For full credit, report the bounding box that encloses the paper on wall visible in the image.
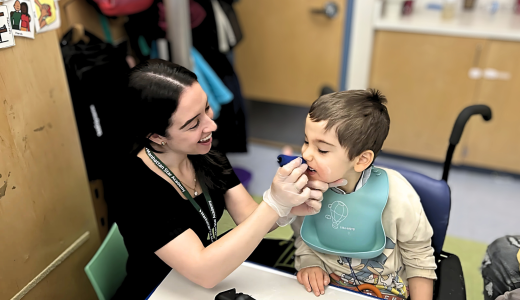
[0,5,16,48]
[33,0,59,33]
[4,0,36,39]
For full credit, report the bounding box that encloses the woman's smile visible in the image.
[198,132,213,145]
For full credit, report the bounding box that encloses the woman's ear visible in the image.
[354,150,375,173]
[148,133,165,145]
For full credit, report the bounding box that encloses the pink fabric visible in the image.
[93,0,154,17]
[157,0,206,34]
[190,0,206,29]
[158,2,166,32]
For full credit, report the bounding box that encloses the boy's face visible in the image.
[302,115,356,183]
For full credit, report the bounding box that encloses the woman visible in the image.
[109,59,339,299]
[20,2,31,32]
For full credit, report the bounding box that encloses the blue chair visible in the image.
[377,105,492,300]
[376,163,463,300]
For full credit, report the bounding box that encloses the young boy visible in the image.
[295,89,437,299]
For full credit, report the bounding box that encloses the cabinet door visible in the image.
[462,40,520,173]
[370,31,485,163]
[233,0,346,106]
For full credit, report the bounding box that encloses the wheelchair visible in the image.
[246,88,492,299]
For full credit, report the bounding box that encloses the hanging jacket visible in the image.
[61,29,131,180]
[192,0,247,153]
[191,48,233,119]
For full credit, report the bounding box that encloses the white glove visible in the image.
[287,178,349,217]
[263,157,312,217]
[276,214,297,227]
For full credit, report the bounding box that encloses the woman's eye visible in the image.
[205,106,210,111]
[318,149,329,154]
[189,120,200,130]
[303,140,309,145]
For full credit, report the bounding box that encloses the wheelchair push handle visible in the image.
[449,105,492,146]
[443,104,492,182]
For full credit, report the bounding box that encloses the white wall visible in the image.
[345,0,378,90]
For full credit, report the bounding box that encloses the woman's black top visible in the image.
[110,153,240,299]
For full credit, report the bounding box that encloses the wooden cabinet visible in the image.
[370,31,485,164]
[234,0,347,106]
[462,40,520,173]
[370,31,520,173]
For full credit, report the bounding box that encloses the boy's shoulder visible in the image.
[377,166,422,208]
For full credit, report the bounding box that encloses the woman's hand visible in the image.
[263,158,313,217]
[290,178,348,216]
[297,267,330,296]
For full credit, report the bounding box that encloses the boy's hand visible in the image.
[297,267,330,296]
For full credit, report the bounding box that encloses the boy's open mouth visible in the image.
[307,166,317,174]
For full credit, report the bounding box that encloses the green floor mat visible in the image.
[443,236,488,300]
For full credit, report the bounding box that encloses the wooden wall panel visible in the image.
[0,31,100,299]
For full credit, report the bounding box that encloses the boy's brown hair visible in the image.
[308,88,390,160]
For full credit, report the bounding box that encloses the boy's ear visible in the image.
[354,150,374,173]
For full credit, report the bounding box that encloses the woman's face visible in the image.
[21,3,28,14]
[163,82,217,155]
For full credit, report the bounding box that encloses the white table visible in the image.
[149,262,374,300]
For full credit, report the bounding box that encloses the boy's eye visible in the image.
[318,149,329,154]
[205,106,210,111]
[304,140,309,145]
[189,120,200,130]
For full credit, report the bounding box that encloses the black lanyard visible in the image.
[145,148,217,243]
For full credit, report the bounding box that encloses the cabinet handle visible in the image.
[483,68,511,80]
[468,67,482,79]
[311,2,339,19]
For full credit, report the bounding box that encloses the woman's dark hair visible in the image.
[21,2,28,14]
[127,59,231,190]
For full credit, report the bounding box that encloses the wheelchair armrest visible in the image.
[434,251,467,300]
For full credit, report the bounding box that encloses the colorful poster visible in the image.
[4,0,35,39]
[33,0,59,33]
[0,5,16,48]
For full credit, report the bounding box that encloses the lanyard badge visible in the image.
[145,148,218,243]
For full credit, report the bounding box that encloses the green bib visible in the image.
[301,167,389,259]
